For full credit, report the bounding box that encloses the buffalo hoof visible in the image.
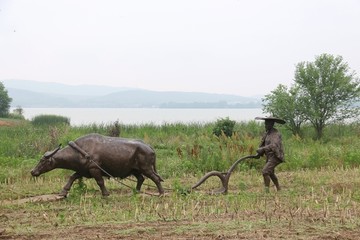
[210,187,227,195]
[102,192,110,197]
[59,190,68,197]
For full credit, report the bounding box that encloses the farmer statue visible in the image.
[254,116,286,193]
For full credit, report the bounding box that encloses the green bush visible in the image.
[212,117,236,137]
[107,120,121,137]
[7,113,25,120]
[31,114,70,126]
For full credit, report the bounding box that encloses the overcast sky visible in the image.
[1,0,359,96]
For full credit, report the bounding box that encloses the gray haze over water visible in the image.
[1,1,359,96]
[21,108,264,126]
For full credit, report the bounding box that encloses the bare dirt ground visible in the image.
[3,222,359,240]
[1,213,360,240]
[1,192,360,240]
[0,120,13,127]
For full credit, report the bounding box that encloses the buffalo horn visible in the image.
[44,144,62,158]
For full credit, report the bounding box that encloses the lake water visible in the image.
[20,108,264,126]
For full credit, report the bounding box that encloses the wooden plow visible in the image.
[191,155,257,194]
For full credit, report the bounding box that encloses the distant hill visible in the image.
[3,79,134,96]
[2,79,262,108]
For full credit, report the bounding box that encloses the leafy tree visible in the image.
[9,106,25,120]
[12,106,24,116]
[262,84,307,136]
[295,54,360,139]
[0,82,12,117]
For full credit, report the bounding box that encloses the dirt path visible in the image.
[0,120,13,126]
[1,194,66,205]
[2,217,360,239]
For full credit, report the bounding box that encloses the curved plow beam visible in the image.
[191,155,257,194]
[191,171,228,194]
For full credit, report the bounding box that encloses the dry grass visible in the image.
[1,167,360,239]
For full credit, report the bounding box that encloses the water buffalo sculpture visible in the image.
[31,133,164,196]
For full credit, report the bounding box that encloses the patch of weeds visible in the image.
[235,181,248,191]
[57,212,66,224]
[172,178,190,195]
[70,178,88,200]
[351,190,360,202]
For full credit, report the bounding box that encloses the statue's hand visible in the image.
[254,148,264,159]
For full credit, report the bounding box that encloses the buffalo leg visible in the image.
[142,172,164,195]
[60,172,82,197]
[132,171,145,192]
[89,168,110,196]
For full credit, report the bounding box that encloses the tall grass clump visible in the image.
[0,120,70,160]
[1,118,360,181]
[31,114,70,126]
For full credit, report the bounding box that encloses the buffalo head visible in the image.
[31,145,61,177]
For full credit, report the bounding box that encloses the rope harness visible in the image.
[68,141,169,195]
[66,141,256,196]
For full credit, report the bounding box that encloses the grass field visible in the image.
[1,118,360,239]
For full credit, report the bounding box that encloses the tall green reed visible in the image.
[1,119,360,183]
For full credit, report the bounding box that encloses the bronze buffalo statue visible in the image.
[31,133,164,196]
